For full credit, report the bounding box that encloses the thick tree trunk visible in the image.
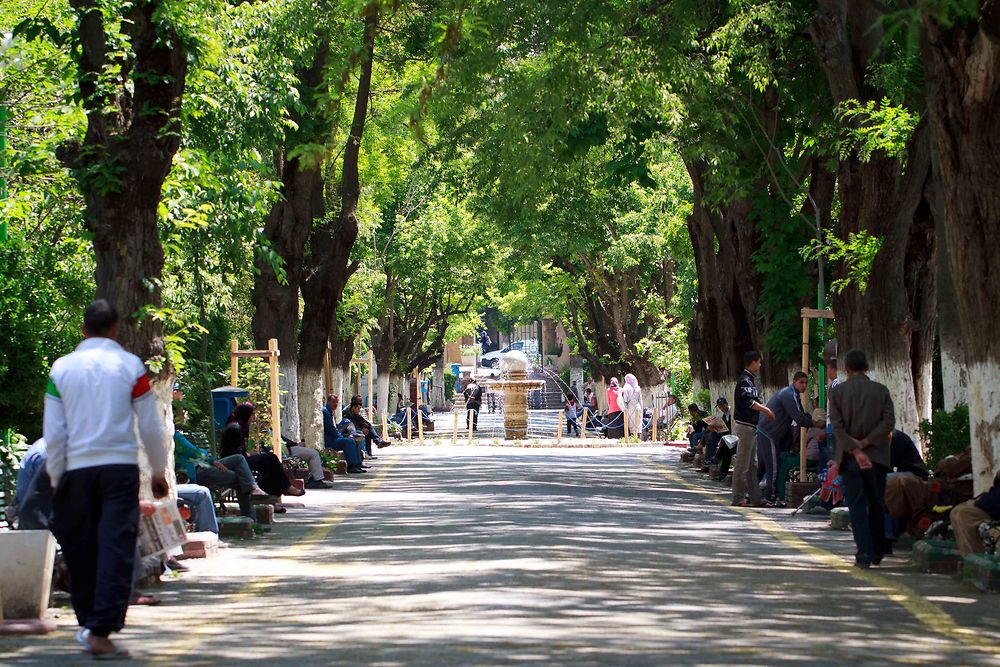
[298,9,376,381]
[937,231,968,411]
[922,6,1000,492]
[377,373,391,420]
[810,1,937,445]
[62,0,187,488]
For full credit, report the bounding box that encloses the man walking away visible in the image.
[829,349,895,568]
[464,377,483,432]
[44,300,169,658]
[732,351,775,507]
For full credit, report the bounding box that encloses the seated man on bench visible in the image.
[174,430,267,517]
[950,471,1000,555]
[323,394,367,474]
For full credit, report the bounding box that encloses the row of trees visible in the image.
[2,0,997,491]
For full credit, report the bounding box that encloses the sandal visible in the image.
[731,500,752,507]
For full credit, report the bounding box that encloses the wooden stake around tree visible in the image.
[652,407,658,442]
[556,411,563,445]
[581,407,588,441]
[229,338,282,461]
[415,370,424,445]
[452,410,459,445]
[381,411,388,442]
[467,408,474,446]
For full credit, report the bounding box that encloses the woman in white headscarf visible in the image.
[620,373,643,438]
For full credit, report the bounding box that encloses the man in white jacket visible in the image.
[44,300,169,659]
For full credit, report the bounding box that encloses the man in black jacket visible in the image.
[731,351,776,507]
[950,472,1000,555]
[464,378,483,432]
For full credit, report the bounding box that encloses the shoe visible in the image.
[855,560,871,569]
[753,500,775,508]
[164,557,189,572]
[377,441,392,448]
[250,486,269,496]
[365,454,379,460]
[361,463,372,469]
[346,465,368,474]
[305,479,333,489]
[773,500,787,508]
[732,500,752,507]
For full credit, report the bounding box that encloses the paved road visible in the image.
[5,446,1000,666]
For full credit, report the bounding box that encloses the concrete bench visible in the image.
[912,539,963,575]
[0,530,56,620]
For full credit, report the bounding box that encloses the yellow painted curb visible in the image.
[644,456,1000,660]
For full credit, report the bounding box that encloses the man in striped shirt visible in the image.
[44,300,168,659]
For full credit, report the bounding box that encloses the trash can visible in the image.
[209,386,249,454]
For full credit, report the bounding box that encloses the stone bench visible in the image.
[962,553,1000,592]
[0,530,56,620]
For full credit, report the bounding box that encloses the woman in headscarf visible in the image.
[620,373,643,439]
[605,378,623,439]
[219,402,304,497]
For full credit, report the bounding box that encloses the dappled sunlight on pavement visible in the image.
[3,446,998,666]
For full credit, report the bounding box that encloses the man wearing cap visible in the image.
[44,299,169,658]
[732,351,775,507]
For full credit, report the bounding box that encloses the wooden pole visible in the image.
[467,408,474,446]
[406,403,412,442]
[368,351,375,422]
[623,407,630,441]
[581,407,588,441]
[800,316,810,481]
[323,343,333,398]
[229,339,239,386]
[652,407,658,442]
[415,370,424,445]
[556,411,563,445]
[381,411,388,442]
[452,410,459,445]
[268,338,282,461]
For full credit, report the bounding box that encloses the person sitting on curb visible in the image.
[281,434,334,489]
[219,402,304,497]
[323,394,368,474]
[345,395,389,456]
[950,471,1000,555]
[174,430,268,517]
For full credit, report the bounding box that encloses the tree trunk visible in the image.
[937,224,968,411]
[810,1,937,445]
[298,8,377,384]
[922,6,1000,492]
[61,0,187,487]
[251,47,330,442]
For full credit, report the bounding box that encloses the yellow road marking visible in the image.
[147,457,398,663]
[644,456,1000,659]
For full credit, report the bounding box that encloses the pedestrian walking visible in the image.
[620,373,643,438]
[829,348,895,568]
[605,377,623,438]
[44,300,169,658]
[565,395,581,436]
[464,377,483,431]
[731,351,775,507]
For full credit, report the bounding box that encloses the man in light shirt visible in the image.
[44,300,169,659]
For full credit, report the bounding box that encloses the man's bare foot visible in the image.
[250,486,268,496]
[87,633,130,659]
[285,486,305,497]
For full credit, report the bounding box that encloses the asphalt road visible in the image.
[5,445,999,666]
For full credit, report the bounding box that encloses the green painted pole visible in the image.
[0,103,8,242]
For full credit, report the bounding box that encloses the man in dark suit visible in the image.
[829,348,896,568]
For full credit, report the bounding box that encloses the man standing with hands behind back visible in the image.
[828,348,895,569]
[44,300,169,658]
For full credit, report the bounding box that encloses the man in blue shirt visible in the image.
[323,395,367,474]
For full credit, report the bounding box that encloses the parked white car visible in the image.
[480,340,539,368]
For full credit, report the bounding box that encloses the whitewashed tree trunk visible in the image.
[297,368,324,450]
[278,356,300,441]
[331,366,346,403]
[432,359,446,410]
[940,341,969,412]
[869,359,920,447]
[377,372,391,421]
[966,362,1000,494]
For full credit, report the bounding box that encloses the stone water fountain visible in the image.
[484,351,545,439]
